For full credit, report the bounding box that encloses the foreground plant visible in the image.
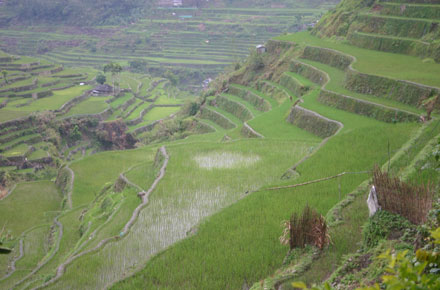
[281,205,330,250]
[292,227,440,290]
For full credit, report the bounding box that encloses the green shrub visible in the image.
[362,210,412,249]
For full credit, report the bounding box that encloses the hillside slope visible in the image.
[313,0,440,61]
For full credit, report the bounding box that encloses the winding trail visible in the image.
[0,239,23,282]
[65,166,74,209]
[288,106,344,172]
[13,217,63,289]
[243,122,265,138]
[32,146,169,290]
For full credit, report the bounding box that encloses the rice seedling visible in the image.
[194,151,260,169]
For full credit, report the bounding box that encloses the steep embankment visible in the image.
[313,0,440,61]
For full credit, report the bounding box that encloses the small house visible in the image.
[202,78,212,89]
[256,44,266,54]
[92,84,113,96]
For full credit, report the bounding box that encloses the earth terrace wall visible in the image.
[318,90,420,123]
[301,46,353,70]
[257,81,291,102]
[289,59,329,86]
[241,123,263,138]
[33,67,64,76]
[279,73,311,97]
[379,0,440,4]
[227,85,271,112]
[344,69,440,106]
[286,106,341,138]
[299,45,440,107]
[0,116,34,132]
[0,135,42,153]
[378,3,440,19]
[353,14,438,39]
[0,76,30,87]
[212,95,253,122]
[56,91,91,115]
[199,107,236,130]
[125,104,155,126]
[123,101,145,119]
[0,130,35,145]
[125,104,182,126]
[0,80,38,94]
[60,107,113,122]
[133,120,161,135]
[7,90,53,99]
[0,57,13,62]
[347,32,440,62]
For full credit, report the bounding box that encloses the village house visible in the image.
[92,84,113,96]
[256,44,266,54]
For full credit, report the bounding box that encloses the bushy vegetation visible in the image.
[373,166,433,225]
[281,205,330,250]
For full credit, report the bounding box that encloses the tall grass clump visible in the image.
[281,205,330,250]
[373,166,433,225]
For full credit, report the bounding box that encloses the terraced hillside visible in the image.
[0,1,337,81]
[0,29,436,289]
[1,1,440,290]
[314,0,440,61]
[0,52,191,180]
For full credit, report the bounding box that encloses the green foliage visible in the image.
[247,50,265,71]
[96,74,106,85]
[1,71,8,84]
[180,100,201,117]
[163,70,179,86]
[128,60,147,73]
[362,211,412,249]
[70,125,82,143]
[292,227,440,290]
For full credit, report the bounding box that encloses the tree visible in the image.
[103,63,123,95]
[1,70,8,84]
[96,73,106,85]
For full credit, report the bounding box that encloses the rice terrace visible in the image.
[0,0,440,289]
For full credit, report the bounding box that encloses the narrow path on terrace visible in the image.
[65,166,74,210]
[0,239,23,281]
[13,217,63,288]
[243,122,264,138]
[33,146,170,290]
[294,57,424,117]
[288,104,344,172]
